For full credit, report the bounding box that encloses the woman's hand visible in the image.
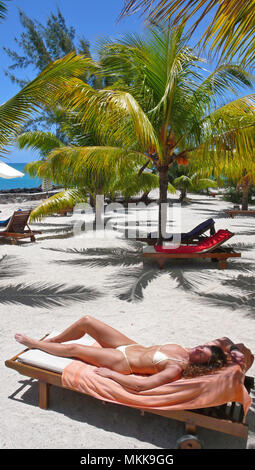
[230,350,245,367]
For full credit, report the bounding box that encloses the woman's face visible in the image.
[189,346,212,364]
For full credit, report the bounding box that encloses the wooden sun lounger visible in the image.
[0,210,41,244]
[143,230,241,269]
[55,207,73,216]
[224,209,255,218]
[143,250,241,269]
[5,342,254,449]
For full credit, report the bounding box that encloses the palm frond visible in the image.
[17,131,65,158]
[32,145,150,195]
[0,53,90,149]
[114,171,167,198]
[192,64,255,112]
[173,175,193,188]
[187,93,255,180]
[58,79,161,156]
[119,1,255,66]
[29,188,87,221]
[0,1,7,20]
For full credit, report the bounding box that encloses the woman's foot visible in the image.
[14,334,37,349]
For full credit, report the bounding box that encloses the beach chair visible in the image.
[142,229,241,269]
[5,335,254,449]
[0,209,41,244]
[224,209,255,218]
[137,218,216,246]
[0,208,22,228]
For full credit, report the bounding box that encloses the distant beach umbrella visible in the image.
[0,161,24,179]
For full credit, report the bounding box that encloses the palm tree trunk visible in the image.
[241,185,249,210]
[89,194,95,207]
[158,165,169,244]
[179,188,187,201]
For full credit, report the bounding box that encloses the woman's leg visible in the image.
[44,315,137,349]
[14,334,129,373]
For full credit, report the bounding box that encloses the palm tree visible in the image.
[119,0,255,66]
[236,173,253,211]
[189,143,255,210]
[173,174,217,202]
[52,23,255,241]
[20,24,255,241]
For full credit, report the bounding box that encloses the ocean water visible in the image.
[0,162,42,190]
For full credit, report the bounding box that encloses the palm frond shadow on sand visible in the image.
[0,282,102,308]
[0,254,27,278]
[111,261,255,313]
[202,273,255,312]
[44,243,255,314]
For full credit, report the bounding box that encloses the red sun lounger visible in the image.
[143,230,241,269]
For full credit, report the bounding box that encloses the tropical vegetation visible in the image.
[19,22,255,240]
[0,5,92,159]
[17,129,165,221]
[3,8,93,133]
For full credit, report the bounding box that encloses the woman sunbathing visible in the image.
[14,315,245,392]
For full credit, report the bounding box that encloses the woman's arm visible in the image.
[206,337,245,366]
[206,337,234,351]
[95,366,182,392]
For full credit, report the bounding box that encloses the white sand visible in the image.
[0,190,254,449]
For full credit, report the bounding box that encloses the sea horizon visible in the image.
[0,162,42,191]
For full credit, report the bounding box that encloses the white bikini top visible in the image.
[153,346,188,366]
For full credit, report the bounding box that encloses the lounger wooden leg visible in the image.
[39,381,50,409]
[185,423,197,435]
[219,260,228,269]
[157,257,166,269]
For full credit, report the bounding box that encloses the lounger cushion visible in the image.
[17,332,95,373]
[148,218,215,241]
[181,218,215,240]
[0,217,10,227]
[153,229,232,253]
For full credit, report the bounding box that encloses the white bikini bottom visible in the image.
[116,344,138,373]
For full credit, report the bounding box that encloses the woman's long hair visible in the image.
[182,346,227,379]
